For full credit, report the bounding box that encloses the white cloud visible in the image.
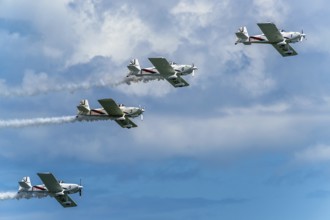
[3,106,323,163]
[233,50,276,97]
[252,0,288,23]
[294,144,330,163]
[0,0,292,98]
[218,102,290,115]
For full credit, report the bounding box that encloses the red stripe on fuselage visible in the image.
[33,186,46,191]
[142,68,157,74]
[91,109,105,115]
[249,36,265,41]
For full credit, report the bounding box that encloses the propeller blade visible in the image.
[79,178,82,197]
[139,105,144,121]
[301,29,306,41]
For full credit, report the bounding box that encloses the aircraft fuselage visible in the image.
[247,31,305,44]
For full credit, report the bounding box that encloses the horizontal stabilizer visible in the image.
[18,176,32,190]
[77,100,90,114]
[127,59,141,76]
[235,26,250,45]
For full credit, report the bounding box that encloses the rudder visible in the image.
[77,99,91,114]
[127,59,141,76]
[235,26,250,45]
[18,176,32,191]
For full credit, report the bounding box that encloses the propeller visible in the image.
[300,29,306,41]
[139,105,145,121]
[79,179,82,197]
[191,63,198,77]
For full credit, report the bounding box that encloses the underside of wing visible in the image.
[257,23,284,43]
[98,99,123,117]
[115,117,138,129]
[148,58,189,87]
[166,76,189,88]
[55,194,77,208]
[272,43,298,57]
[37,173,62,193]
[148,57,175,77]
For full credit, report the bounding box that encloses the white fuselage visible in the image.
[17,183,82,199]
[131,64,197,77]
[76,105,144,121]
[248,31,305,44]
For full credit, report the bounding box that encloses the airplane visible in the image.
[16,173,83,208]
[76,98,144,129]
[126,57,198,88]
[235,22,306,57]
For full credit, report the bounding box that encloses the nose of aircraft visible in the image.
[138,106,145,121]
[78,185,83,196]
[300,30,306,41]
[191,64,198,76]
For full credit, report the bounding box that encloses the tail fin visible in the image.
[18,176,32,191]
[127,59,141,77]
[235,26,251,45]
[77,99,91,114]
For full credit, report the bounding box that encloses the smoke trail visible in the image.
[0,76,123,97]
[122,75,164,85]
[0,68,164,97]
[0,71,164,97]
[0,192,49,200]
[0,116,77,128]
[0,192,18,200]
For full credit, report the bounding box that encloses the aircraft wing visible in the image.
[148,57,189,88]
[98,98,123,117]
[37,173,62,193]
[115,118,138,129]
[55,194,77,208]
[166,75,189,88]
[271,43,298,57]
[257,23,284,43]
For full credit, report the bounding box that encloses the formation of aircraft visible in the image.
[17,173,83,208]
[76,98,144,129]
[235,22,306,57]
[9,22,306,209]
[126,57,198,88]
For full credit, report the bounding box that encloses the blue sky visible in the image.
[1,0,330,219]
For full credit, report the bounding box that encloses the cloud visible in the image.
[5,104,321,163]
[294,144,330,163]
[0,0,291,98]
[251,0,288,23]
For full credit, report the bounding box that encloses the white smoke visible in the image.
[123,75,164,85]
[0,71,164,97]
[0,116,77,128]
[0,192,18,200]
[0,72,125,97]
[0,191,49,200]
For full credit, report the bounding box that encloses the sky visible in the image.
[1,0,330,219]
